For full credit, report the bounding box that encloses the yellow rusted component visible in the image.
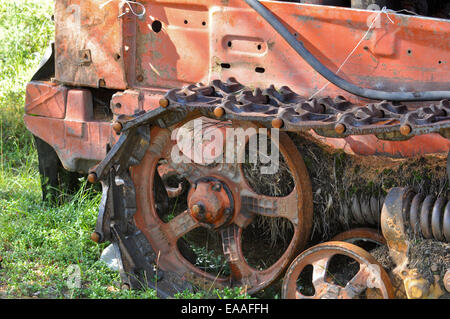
[402,269,444,299]
[429,274,445,298]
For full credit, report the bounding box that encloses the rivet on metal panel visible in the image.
[400,124,412,136]
[112,122,123,134]
[159,98,169,108]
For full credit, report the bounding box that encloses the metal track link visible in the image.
[157,78,450,141]
[108,78,450,148]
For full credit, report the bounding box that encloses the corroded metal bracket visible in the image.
[381,187,446,299]
[381,187,413,270]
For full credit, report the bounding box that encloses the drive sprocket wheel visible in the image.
[131,117,313,294]
[282,241,394,299]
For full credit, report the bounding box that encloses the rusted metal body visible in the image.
[25,0,450,171]
[23,0,450,298]
[25,81,114,172]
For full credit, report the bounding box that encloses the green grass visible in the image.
[0,1,159,298]
[0,0,251,299]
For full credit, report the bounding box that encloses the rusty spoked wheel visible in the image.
[131,117,313,294]
[281,241,394,299]
[331,228,386,247]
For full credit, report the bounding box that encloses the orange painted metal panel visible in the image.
[54,1,450,103]
[25,81,67,119]
[206,2,450,103]
[134,3,210,88]
[54,0,127,89]
[24,114,113,172]
[310,130,450,157]
[37,0,450,170]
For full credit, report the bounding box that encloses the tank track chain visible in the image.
[109,77,450,146]
[92,126,192,295]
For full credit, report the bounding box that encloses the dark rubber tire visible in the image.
[33,136,82,203]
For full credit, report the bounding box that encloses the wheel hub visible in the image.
[188,177,234,228]
[128,119,313,294]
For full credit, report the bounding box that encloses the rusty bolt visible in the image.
[98,78,106,87]
[112,121,123,133]
[212,183,222,192]
[90,232,101,243]
[191,204,206,220]
[445,270,450,292]
[159,98,169,108]
[88,172,97,184]
[400,124,412,136]
[214,106,225,118]
[335,123,346,134]
[136,75,144,82]
[191,204,202,215]
[272,118,284,129]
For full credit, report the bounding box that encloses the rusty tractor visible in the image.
[25,0,449,298]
